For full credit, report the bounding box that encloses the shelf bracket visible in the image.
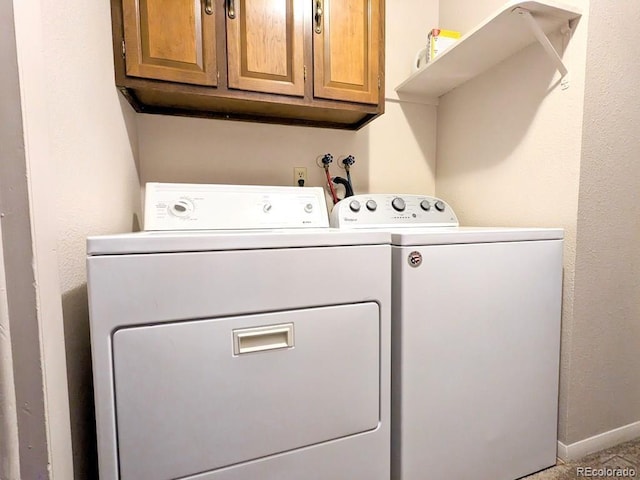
[513,7,568,77]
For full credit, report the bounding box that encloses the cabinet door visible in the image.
[226,0,305,96]
[313,0,381,104]
[122,0,217,86]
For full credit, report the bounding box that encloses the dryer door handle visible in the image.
[233,323,294,355]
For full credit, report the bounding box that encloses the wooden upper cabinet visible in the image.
[313,0,381,104]
[226,0,305,96]
[111,0,385,128]
[122,0,217,86]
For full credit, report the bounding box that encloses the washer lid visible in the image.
[390,226,564,246]
[87,228,390,255]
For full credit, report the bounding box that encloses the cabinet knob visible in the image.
[227,0,235,19]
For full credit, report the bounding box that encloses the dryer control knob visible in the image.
[263,202,273,213]
[349,200,361,212]
[434,200,446,212]
[366,200,377,211]
[169,199,193,218]
[420,200,431,211]
[392,197,406,212]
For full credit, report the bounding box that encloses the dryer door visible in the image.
[112,302,380,480]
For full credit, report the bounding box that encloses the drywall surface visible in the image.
[0,3,22,477]
[138,100,436,200]
[435,0,588,445]
[386,0,439,102]
[3,0,54,478]
[372,0,439,197]
[140,0,438,199]
[568,0,640,444]
[439,0,506,33]
[367,101,437,195]
[0,222,19,479]
[11,0,142,477]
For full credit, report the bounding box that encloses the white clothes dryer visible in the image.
[331,193,563,480]
[87,184,391,480]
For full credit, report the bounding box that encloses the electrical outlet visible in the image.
[293,167,307,187]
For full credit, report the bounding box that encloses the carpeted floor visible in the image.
[524,438,640,479]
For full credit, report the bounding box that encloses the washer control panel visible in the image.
[144,183,329,230]
[330,194,459,228]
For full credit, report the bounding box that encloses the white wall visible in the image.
[435,0,589,446]
[11,0,142,477]
[0,212,19,480]
[10,0,74,477]
[140,0,439,198]
[439,0,505,33]
[567,0,640,444]
[1,2,24,477]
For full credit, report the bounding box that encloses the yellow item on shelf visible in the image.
[427,28,461,61]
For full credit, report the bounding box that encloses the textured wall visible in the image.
[0,224,19,479]
[10,0,74,477]
[568,0,640,443]
[0,2,22,476]
[434,0,589,445]
[33,0,142,477]
[439,0,505,33]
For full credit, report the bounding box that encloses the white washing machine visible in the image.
[87,184,391,480]
[331,193,563,480]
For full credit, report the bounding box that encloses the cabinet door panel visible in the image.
[122,0,217,85]
[314,0,381,104]
[227,0,305,96]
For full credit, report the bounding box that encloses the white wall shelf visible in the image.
[395,0,582,103]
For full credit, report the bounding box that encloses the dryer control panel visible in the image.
[330,194,459,228]
[144,183,329,230]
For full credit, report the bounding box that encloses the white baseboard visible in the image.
[558,420,640,461]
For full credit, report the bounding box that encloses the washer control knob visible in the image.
[366,200,378,211]
[391,197,406,212]
[420,200,431,211]
[304,203,314,213]
[263,202,273,213]
[349,200,361,212]
[434,200,446,212]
